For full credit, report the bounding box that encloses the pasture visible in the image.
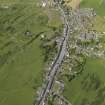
[63,57,105,105]
[0,0,62,105]
[80,0,105,16]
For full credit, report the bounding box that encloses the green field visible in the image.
[80,0,105,16]
[63,57,105,105]
[0,0,62,105]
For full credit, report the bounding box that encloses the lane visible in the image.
[52,92,72,105]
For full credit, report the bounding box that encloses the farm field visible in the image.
[65,0,81,9]
[63,57,105,105]
[0,0,62,105]
[65,0,105,16]
[80,0,105,16]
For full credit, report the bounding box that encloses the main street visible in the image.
[35,1,70,105]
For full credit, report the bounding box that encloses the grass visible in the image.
[0,0,62,105]
[63,57,105,105]
[90,16,105,32]
[0,39,44,105]
[68,0,81,9]
[64,0,81,9]
[80,0,105,16]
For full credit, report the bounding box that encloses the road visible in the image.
[52,92,72,105]
[35,1,70,105]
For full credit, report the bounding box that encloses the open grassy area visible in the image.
[63,57,105,105]
[80,0,105,16]
[65,0,81,9]
[0,0,62,105]
[0,40,44,105]
[90,16,105,32]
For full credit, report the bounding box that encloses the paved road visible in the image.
[35,1,70,105]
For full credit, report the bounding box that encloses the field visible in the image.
[90,16,105,32]
[80,0,105,16]
[63,57,105,105]
[0,0,62,105]
[65,0,81,9]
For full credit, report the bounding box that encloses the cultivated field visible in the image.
[0,0,62,105]
[63,57,105,105]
